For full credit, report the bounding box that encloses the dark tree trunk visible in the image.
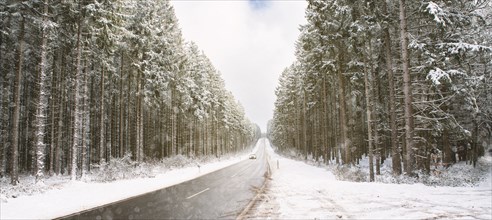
[338,50,350,165]
[11,16,25,186]
[383,0,402,175]
[99,66,105,164]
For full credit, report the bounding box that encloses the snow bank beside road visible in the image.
[1,143,260,220]
[252,140,492,219]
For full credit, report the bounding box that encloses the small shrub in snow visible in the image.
[361,156,491,187]
[160,154,195,169]
[329,165,367,182]
[89,153,154,182]
[277,147,492,187]
[0,175,68,200]
[419,157,492,187]
[0,193,7,203]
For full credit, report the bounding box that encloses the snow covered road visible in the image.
[250,140,492,219]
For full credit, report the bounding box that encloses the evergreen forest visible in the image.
[1,0,261,185]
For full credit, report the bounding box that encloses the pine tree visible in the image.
[34,0,51,183]
[381,0,402,175]
[399,0,416,176]
[363,44,375,182]
[71,0,85,181]
[10,13,25,186]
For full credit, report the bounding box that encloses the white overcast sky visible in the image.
[171,0,307,132]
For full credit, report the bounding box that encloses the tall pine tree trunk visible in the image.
[10,16,25,185]
[49,51,58,176]
[171,89,177,156]
[189,113,193,157]
[108,94,113,161]
[138,95,144,162]
[126,70,131,157]
[53,49,67,175]
[0,61,5,178]
[302,90,308,160]
[369,39,381,176]
[322,75,329,164]
[0,12,5,178]
[136,67,143,162]
[55,51,65,175]
[71,7,83,181]
[363,47,375,182]
[119,53,125,157]
[81,61,88,178]
[338,51,350,165]
[383,0,402,175]
[399,0,415,176]
[99,66,105,164]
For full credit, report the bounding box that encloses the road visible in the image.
[58,139,269,220]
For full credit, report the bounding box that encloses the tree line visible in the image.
[1,0,260,185]
[268,0,492,180]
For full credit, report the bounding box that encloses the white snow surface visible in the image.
[0,143,261,220]
[252,140,492,219]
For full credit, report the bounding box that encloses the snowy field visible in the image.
[0,143,260,219]
[251,141,492,219]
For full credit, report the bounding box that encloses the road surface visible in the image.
[58,139,269,220]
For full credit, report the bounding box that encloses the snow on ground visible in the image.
[1,143,260,220]
[251,140,492,219]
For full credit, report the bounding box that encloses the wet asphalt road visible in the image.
[58,139,268,220]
